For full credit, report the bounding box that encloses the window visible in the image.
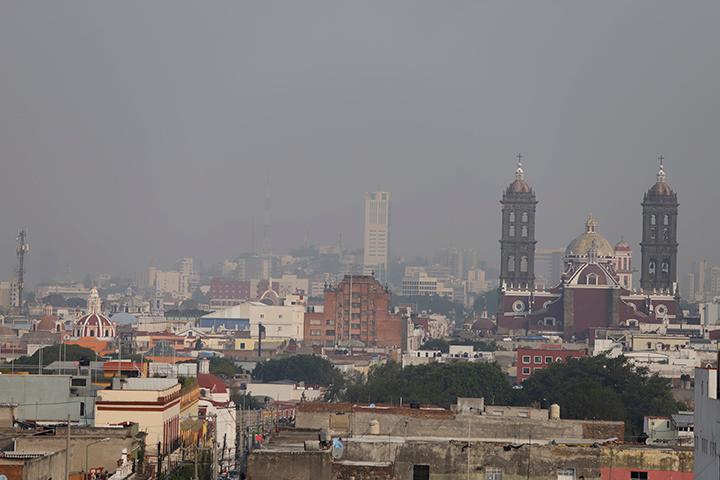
[508,256,515,272]
[522,212,528,223]
[80,402,85,416]
[485,467,503,480]
[509,212,515,222]
[522,355,531,364]
[630,472,648,480]
[557,468,576,480]
[661,261,670,274]
[509,225,515,237]
[650,214,656,225]
[413,465,430,480]
[310,329,322,336]
[663,228,670,241]
[521,367,531,375]
[649,260,656,275]
[534,356,542,363]
[521,226,528,237]
[586,273,598,285]
[325,330,335,336]
[520,256,528,272]
[545,356,553,364]
[664,214,669,225]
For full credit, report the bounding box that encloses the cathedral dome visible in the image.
[565,216,615,259]
[614,239,631,252]
[506,160,532,193]
[647,160,674,197]
[74,312,116,338]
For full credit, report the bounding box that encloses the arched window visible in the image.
[663,215,669,226]
[661,260,670,274]
[586,273,599,285]
[663,228,670,241]
[650,228,656,240]
[521,212,528,223]
[509,212,515,222]
[509,225,515,237]
[651,214,656,225]
[649,260,656,275]
[508,256,515,272]
[521,226,528,237]
[520,256,528,272]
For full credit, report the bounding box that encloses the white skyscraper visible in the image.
[363,192,390,284]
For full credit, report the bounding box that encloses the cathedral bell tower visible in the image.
[640,158,679,293]
[499,156,538,290]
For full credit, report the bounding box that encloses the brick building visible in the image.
[516,345,586,383]
[304,275,402,348]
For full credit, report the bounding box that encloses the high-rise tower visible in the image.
[500,157,537,289]
[640,158,679,293]
[363,192,390,284]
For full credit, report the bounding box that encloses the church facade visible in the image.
[497,160,680,339]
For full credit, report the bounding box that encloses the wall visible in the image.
[295,405,624,442]
[15,434,137,475]
[0,450,65,480]
[0,375,93,424]
[247,440,693,480]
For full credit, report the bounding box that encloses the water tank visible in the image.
[550,403,560,420]
[369,419,380,435]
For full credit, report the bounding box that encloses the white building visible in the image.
[363,192,390,284]
[200,301,304,341]
[694,368,720,479]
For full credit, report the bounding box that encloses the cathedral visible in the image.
[497,159,680,339]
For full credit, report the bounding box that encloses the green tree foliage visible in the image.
[420,338,497,353]
[252,354,344,388]
[208,357,240,378]
[515,355,682,440]
[8,344,98,369]
[345,361,512,408]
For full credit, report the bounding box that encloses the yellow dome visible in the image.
[565,215,614,258]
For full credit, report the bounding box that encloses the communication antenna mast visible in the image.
[15,229,29,313]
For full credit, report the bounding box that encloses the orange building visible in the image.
[304,275,403,348]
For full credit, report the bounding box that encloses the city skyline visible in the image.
[1,2,719,283]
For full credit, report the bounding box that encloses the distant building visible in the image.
[200,297,304,341]
[304,275,402,348]
[363,192,390,284]
[535,248,564,287]
[515,345,586,383]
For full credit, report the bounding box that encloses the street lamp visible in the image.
[85,437,110,477]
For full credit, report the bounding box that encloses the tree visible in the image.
[208,357,239,378]
[515,355,683,440]
[344,361,512,408]
[252,355,344,388]
[8,344,98,370]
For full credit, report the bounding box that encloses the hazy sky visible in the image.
[1,1,719,283]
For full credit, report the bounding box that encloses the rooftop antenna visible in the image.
[262,174,271,255]
[15,229,29,314]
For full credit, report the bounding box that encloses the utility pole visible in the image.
[212,414,219,480]
[193,443,199,480]
[157,442,162,480]
[526,429,532,480]
[65,415,71,480]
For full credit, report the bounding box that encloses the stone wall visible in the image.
[247,439,692,480]
[295,404,624,441]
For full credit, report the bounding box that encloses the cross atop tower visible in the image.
[515,153,524,180]
[657,155,667,182]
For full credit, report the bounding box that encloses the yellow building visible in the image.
[95,378,181,455]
